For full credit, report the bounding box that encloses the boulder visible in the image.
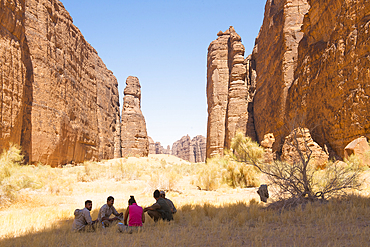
[344,137,370,167]
[281,128,329,168]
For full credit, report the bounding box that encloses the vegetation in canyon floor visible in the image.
[0,140,369,246]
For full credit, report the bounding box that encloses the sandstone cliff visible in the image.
[0,0,120,166]
[172,135,206,162]
[121,76,149,157]
[206,27,256,159]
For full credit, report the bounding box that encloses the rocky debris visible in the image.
[344,137,370,167]
[172,135,206,163]
[121,76,148,157]
[261,133,275,163]
[281,128,329,168]
[1,0,121,166]
[206,26,256,159]
[148,137,156,154]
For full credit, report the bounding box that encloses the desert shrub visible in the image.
[224,157,260,188]
[0,145,73,206]
[147,169,182,192]
[109,159,143,181]
[195,157,226,190]
[195,154,260,190]
[76,161,104,182]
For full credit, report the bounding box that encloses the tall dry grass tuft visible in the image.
[195,154,260,191]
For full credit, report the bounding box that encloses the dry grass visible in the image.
[1,152,370,246]
[1,195,370,246]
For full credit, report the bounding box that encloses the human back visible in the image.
[128,203,143,227]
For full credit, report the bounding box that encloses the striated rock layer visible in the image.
[121,76,148,157]
[1,0,120,166]
[206,26,256,159]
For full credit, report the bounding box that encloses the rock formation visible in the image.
[1,0,120,166]
[172,135,206,162]
[207,0,370,160]
[206,26,256,159]
[190,135,206,163]
[172,135,191,161]
[121,76,148,157]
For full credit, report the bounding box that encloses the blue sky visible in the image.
[60,0,266,147]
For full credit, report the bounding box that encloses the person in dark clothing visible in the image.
[143,190,173,222]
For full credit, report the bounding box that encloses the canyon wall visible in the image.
[120,76,149,157]
[1,0,120,166]
[207,0,370,159]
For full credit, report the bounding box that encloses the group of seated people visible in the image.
[72,190,176,232]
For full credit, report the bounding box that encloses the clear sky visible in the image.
[60,0,266,147]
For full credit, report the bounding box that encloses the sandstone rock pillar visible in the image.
[206,27,255,159]
[120,76,149,157]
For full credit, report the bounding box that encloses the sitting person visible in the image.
[160,190,177,214]
[143,190,173,222]
[121,196,145,232]
[98,196,123,227]
[72,200,97,232]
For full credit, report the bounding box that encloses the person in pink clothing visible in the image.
[122,196,145,232]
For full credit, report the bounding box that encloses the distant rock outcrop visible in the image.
[121,76,149,157]
[0,0,120,166]
[172,135,206,162]
[148,137,156,154]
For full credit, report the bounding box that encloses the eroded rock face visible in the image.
[1,0,121,166]
[252,0,310,153]
[121,76,148,157]
[281,128,329,167]
[0,0,31,161]
[172,135,206,162]
[206,26,255,159]
[286,0,370,158]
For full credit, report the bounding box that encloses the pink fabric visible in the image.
[129,203,143,227]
